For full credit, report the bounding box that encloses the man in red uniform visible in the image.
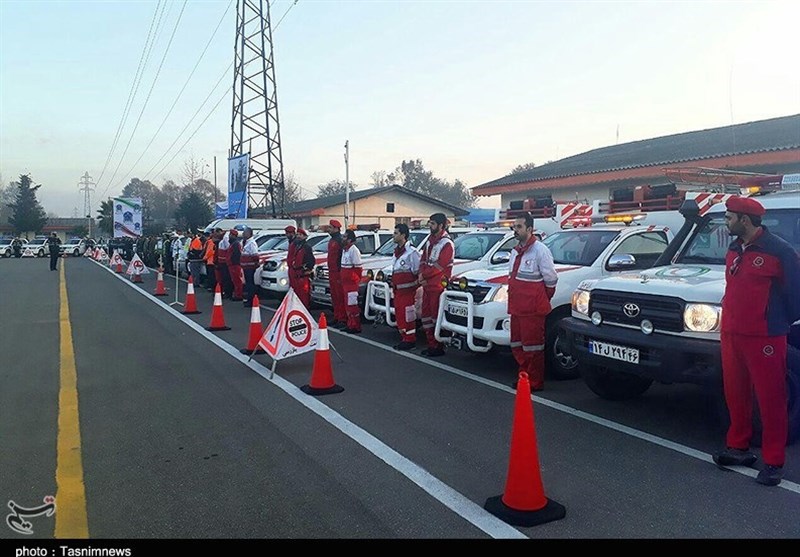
[713,197,800,486]
[508,213,558,392]
[227,229,244,301]
[391,223,421,350]
[419,213,454,357]
[340,229,363,333]
[327,219,347,329]
[290,228,316,308]
[283,225,298,294]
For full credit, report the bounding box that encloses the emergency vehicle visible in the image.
[434,221,676,379]
[560,177,800,442]
[256,232,328,294]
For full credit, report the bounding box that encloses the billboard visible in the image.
[112,197,143,238]
[227,153,250,219]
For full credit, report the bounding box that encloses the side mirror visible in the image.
[607,253,637,270]
[491,250,511,265]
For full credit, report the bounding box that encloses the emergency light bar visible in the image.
[601,214,647,224]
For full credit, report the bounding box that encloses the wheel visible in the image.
[39,249,45,257]
[546,312,580,381]
[73,249,79,257]
[580,363,653,400]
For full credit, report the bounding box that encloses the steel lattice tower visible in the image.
[230,0,285,217]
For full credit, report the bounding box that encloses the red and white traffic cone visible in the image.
[183,275,201,315]
[240,294,265,354]
[300,313,343,396]
[153,269,168,296]
[131,271,143,283]
[207,284,231,331]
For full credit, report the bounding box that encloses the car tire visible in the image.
[546,311,580,381]
[73,249,79,257]
[580,363,653,401]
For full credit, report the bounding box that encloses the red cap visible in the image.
[296,228,308,236]
[726,196,766,217]
[329,219,342,229]
[284,225,296,233]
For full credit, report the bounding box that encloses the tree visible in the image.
[69,225,89,238]
[97,199,114,235]
[0,180,15,225]
[174,191,212,233]
[8,174,47,234]
[317,179,356,198]
[509,162,537,175]
[282,172,305,205]
[376,159,475,208]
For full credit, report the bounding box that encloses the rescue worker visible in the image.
[187,233,205,285]
[713,196,800,487]
[508,213,558,392]
[340,229,363,333]
[419,213,454,357]
[327,219,348,329]
[203,231,217,292]
[391,223,421,350]
[46,232,62,271]
[290,228,316,309]
[217,228,233,298]
[228,229,244,301]
[284,225,298,268]
[240,227,260,307]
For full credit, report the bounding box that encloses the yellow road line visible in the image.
[55,262,89,538]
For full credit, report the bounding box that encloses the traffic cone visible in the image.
[115,262,123,274]
[183,275,201,315]
[131,272,143,283]
[240,295,266,354]
[483,371,565,527]
[300,313,344,396]
[153,270,168,296]
[207,284,231,331]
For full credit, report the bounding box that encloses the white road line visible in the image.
[92,261,528,539]
[105,261,800,496]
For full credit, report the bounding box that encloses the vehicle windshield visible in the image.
[679,208,800,265]
[312,236,329,252]
[542,229,620,266]
[28,238,47,245]
[258,236,285,251]
[453,233,505,261]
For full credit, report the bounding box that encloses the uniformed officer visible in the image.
[390,224,421,350]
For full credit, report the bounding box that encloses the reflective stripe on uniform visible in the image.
[522,344,545,352]
[395,280,418,289]
[510,341,522,348]
[516,271,542,280]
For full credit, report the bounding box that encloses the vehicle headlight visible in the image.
[376,270,385,282]
[683,303,722,332]
[366,269,374,280]
[278,261,288,271]
[572,289,591,315]
[490,285,508,303]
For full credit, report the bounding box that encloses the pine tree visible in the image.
[8,174,48,234]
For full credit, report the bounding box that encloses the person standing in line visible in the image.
[228,229,244,302]
[418,213,454,357]
[507,213,558,392]
[240,227,260,307]
[390,224,421,350]
[340,229,363,333]
[712,197,800,487]
[203,231,217,292]
[46,232,62,271]
[218,228,234,298]
[187,233,205,286]
[326,219,347,329]
[290,228,316,309]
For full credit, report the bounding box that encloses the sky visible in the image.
[1,0,799,217]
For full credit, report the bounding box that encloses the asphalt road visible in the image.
[1,256,798,540]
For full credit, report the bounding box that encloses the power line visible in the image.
[94,0,164,189]
[110,0,234,194]
[100,0,189,199]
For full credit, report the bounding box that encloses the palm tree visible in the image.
[97,199,113,236]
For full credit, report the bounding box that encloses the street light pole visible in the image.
[344,140,350,228]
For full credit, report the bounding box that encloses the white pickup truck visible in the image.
[434,223,674,380]
[560,188,800,443]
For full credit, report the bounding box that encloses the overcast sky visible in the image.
[1,0,798,216]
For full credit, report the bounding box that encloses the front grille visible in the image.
[443,313,485,329]
[317,266,329,280]
[446,283,493,304]
[590,290,684,332]
[264,260,278,272]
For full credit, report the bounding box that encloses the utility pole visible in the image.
[230,0,285,217]
[344,140,350,228]
[78,171,95,237]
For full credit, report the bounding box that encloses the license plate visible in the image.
[446,303,468,317]
[313,286,325,294]
[589,341,639,364]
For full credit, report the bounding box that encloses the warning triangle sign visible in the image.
[258,289,319,360]
[126,253,150,276]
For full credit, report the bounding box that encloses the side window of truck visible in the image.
[611,231,669,270]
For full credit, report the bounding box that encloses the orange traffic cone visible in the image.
[207,284,231,331]
[483,372,565,527]
[153,270,168,296]
[240,295,266,354]
[300,313,343,396]
[183,275,201,315]
[116,262,123,273]
[131,271,143,283]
